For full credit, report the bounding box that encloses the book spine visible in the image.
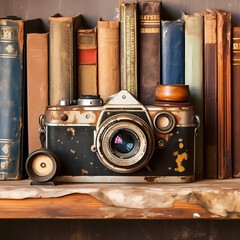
[204,12,218,179]
[0,19,24,179]
[139,1,161,105]
[77,28,97,96]
[49,15,82,105]
[183,12,204,179]
[120,2,138,98]
[98,20,120,102]
[27,33,48,153]
[216,11,232,179]
[232,26,240,177]
[161,19,185,84]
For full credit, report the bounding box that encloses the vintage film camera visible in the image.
[26,85,199,184]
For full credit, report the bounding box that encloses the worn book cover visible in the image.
[216,10,232,179]
[120,2,138,98]
[0,17,43,180]
[27,33,48,153]
[161,19,185,84]
[204,10,218,179]
[183,12,204,179]
[77,28,97,96]
[0,19,24,180]
[232,26,240,177]
[49,14,84,105]
[139,1,161,105]
[98,20,120,102]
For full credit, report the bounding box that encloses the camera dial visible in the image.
[78,95,103,106]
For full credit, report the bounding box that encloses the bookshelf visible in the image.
[1,0,240,238]
[1,179,240,219]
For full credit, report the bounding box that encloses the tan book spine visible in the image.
[78,65,97,95]
[120,2,138,98]
[216,10,232,179]
[27,33,48,153]
[183,12,204,179]
[77,28,97,96]
[98,20,120,102]
[49,14,83,105]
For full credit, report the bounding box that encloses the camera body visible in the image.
[26,89,199,183]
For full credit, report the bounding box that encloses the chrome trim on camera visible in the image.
[54,175,195,183]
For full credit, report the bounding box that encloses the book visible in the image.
[203,10,218,179]
[0,19,24,180]
[232,26,240,177]
[27,33,48,153]
[120,1,138,98]
[98,20,120,102]
[161,19,185,84]
[183,12,204,179]
[139,1,161,105]
[216,10,232,179]
[49,14,84,105]
[0,17,43,180]
[77,28,98,96]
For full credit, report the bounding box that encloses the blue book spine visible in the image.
[0,19,24,179]
[161,19,185,84]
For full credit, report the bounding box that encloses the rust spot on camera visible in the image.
[144,177,158,182]
[82,169,88,175]
[173,151,187,173]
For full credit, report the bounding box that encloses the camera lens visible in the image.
[96,113,155,173]
[110,129,140,158]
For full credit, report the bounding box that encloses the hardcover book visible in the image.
[232,26,240,177]
[77,28,97,96]
[0,17,43,180]
[183,12,204,179]
[98,20,120,103]
[139,1,161,105]
[49,14,84,105]
[120,1,138,98]
[0,19,24,180]
[27,33,48,153]
[204,10,218,178]
[161,19,185,84]
[216,10,232,179]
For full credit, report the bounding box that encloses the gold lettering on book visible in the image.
[140,15,160,20]
[140,28,160,33]
[1,160,9,170]
[233,42,240,50]
[1,28,18,40]
[2,144,10,155]
[5,44,14,54]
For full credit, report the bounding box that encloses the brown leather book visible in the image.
[27,33,48,153]
[139,1,161,105]
[49,14,83,105]
[120,2,138,98]
[204,11,218,179]
[232,26,240,177]
[98,20,120,102]
[216,10,232,179]
[77,28,97,96]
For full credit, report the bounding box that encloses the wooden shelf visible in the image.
[0,179,240,219]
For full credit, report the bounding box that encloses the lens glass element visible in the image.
[111,131,134,154]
